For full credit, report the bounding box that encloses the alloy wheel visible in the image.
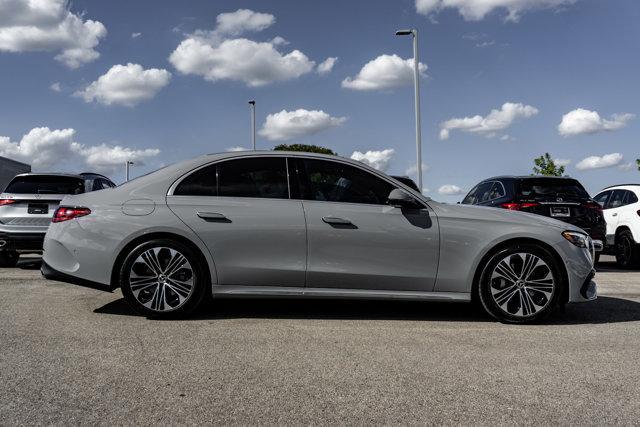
[128,247,195,312]
[489,252,555,318]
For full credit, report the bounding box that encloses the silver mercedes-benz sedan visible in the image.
[41,151,597,323]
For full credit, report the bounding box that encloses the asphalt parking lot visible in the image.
[1,256,640,425]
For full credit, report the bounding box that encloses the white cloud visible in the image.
[131,32,142,39]
[350,149,395,172]
[77,144,160,170]
[405,162,429,177]
[438,184,464,195]
[76,63,171,107]
[342,54,427,91]
[259,109,347,141]
[169,9,315,87]
[618,162,635,171]
[575,153,623,171]
[558,108,634,137]
[49,82,61,92]
[554,158,571,167]
[317,57,337,75]
[214,9,275,36]
[270,36,288,46]
[0,0,106,68]
[226,146,249,152]
[415,0,578,22]
[439,102,538,140]
[0,127,160,172]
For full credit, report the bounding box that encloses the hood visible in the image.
[430,201,583,232]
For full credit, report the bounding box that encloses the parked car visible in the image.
[42,152,597,323]
[0,172,116,267]
[461,176,605,251]
[593,185,640,268]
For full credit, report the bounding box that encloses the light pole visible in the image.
[396,28,423,191]
[125,160,134,182]
[248,100,256,150]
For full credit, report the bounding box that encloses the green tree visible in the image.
[273,143,336,155]
[636,158,639,171]
[532,153,565,176]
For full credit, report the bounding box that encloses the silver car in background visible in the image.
[41,152,597,323]
[0,172,115,266]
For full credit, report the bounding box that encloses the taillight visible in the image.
[637,210,640,217]
[501,202,538,210]
[583,202,603,214]
[52,206,91,223]
[0,199,15,206]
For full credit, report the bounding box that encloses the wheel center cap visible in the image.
[516,280,525,288]
[158,274,167,283]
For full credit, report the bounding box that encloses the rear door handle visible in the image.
[322,216,353,226]
[196,211,229,221]
[612,213,618,217]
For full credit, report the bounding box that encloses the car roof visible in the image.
[481,175,579,181]
[600,184,640,191]
[12,172,110,180]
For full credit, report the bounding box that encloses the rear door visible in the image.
[294,157,439,292]
[0,175,84,229]
[166,156,307,287]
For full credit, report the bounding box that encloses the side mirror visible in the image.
[388,188,421,209]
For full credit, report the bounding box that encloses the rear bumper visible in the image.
[41,260,113,292]
[0,231,45,251]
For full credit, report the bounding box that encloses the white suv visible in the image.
[593,185,640,268]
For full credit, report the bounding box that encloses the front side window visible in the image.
[174,157,289,199]
[464,182,493,205]
[298,159,393,205]
[593,191,610,208]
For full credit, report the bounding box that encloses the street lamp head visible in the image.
[395,29,413,36]
[248,100,255,105]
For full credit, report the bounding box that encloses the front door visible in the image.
[167,156,306,287]
[293,157,439,292]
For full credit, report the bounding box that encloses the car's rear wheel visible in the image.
[0,250,19,267]
[615,230,640,269]
[119,239,207,318]
[478,243,563,324]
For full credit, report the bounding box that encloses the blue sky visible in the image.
[0,0,638,201]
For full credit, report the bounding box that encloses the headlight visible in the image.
[562,231,589,248]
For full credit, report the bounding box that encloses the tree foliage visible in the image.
[636,158,639,172]
[532,153,565,176]
[273,144,336,155]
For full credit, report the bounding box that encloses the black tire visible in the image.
[478,243,563,324]
[615,230,640,269]
[119,239,207,318]
[0,250,19,267]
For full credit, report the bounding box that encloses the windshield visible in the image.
[4,176,85,195]
[516,178,589,200]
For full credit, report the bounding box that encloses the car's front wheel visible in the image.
[478,243,563,324]
[0,250,19,267]
[119,239,207,318]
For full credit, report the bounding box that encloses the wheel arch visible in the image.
[471,237,570,303]
[110,232,213,290]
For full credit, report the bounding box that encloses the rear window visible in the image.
[4,176,84,195]
[516,178,589,200]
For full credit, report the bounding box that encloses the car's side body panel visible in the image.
[302,200,440,292]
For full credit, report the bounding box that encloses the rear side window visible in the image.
[627,191,639,204]
[517,178,589,200]
[608,190,626,209]
[174,157,289,199]
[4,176,84,195]
[298,159,393,205]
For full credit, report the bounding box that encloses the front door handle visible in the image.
[612,213,618,217]
[197,211,229,222]
[322,216,353,226]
